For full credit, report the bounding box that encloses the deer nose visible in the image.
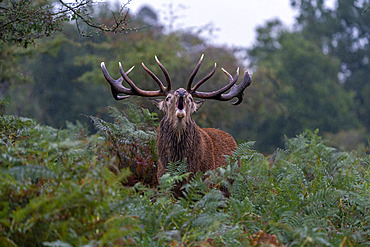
[176,89,187,112]
[176,88,187,97]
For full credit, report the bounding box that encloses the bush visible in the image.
[0,113,141,246]
[89,105,159,186]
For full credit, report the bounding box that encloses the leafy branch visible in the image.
[57,0,135,36]
[0,0,137,47]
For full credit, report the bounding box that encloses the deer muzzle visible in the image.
[176,94,186,119]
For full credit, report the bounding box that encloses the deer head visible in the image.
[101,54,251,122]
[151,87,202,128]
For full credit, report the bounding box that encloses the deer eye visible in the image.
[166,96,171,102]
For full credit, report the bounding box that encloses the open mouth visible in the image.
[176,96,186,118]
[177,96,185,110]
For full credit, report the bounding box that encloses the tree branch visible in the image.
[57,0,133,33]
[362,7,369,15]
[0,0,137,47]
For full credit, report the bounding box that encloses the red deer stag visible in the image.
[101,54,251,181]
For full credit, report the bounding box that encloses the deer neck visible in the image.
[158,116,201,162]
[160,115,198,140]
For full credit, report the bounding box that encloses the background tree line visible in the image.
[1,0,369,153]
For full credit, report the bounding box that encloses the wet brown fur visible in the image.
[156,93,237,180]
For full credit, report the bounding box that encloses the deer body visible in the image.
[156,111,237,179]
[101,55,251,181]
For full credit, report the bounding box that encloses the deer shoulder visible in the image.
[202,128,237,168]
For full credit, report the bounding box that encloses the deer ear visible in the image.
[150,98,164,111]
[194,100,205,111]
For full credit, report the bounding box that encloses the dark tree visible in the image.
[291,0,370,130]
[246,20,360,151]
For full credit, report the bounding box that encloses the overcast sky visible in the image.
[125,0,299,48]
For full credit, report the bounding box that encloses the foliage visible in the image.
[90,105,159,186]
[1,108,369,246]
[0,43,31,100]
[246,20,363,151]
[0,113,141,246]
[290,0,370,139]
[1,0,63,48]
[0,0,134,48]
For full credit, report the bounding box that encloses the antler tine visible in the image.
[189,63,217,93]
[191,67,251,105]
[118,62,144,93]
[221,67,234,81]
[101,62,131,100]
[101,61,167,100]
[220,70,252,105]
[118,62,167,97]
[191,68,239,99]
[187,54,204,91]
[154,56,172,91]
[141,62,167,93]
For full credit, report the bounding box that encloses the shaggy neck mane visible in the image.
[158,116,200,163]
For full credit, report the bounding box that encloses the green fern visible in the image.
[0,115,34,145]
[90,105,158,186]
[4,165,56,182]
[180,172,208,203]
[165,159,188,177]
[1,112,369,246]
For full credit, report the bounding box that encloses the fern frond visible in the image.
[194,189,228,213]
[280,212,304,229]
[165,159,188,177]
[4,165,56,182]
[158,172,190,195]
[233,141,265,163]
[0,115,35,145]
[43,240,73,247]
[181,172,207,203]
[89,115,119,137]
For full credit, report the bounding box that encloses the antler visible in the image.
[187,54,251,105]
[101,56,172,100]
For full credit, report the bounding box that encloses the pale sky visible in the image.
[126,0,298,48]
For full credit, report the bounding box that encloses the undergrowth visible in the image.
[0,107,369,246]
[90,105,158,186]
